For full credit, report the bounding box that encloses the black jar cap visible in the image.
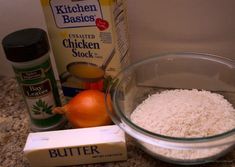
[2,28,50,62]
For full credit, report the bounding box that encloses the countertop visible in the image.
[0,76,235,167]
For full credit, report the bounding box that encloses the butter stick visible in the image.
[23,125,127,166]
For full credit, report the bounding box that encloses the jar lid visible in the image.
[2,28,49,62]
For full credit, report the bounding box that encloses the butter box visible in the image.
[23,125,127,166]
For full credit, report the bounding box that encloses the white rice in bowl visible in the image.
[130,89,235,160]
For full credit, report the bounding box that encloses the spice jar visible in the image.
[2,28,66,131]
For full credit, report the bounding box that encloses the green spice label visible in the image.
[22,80,51,98]
[13,58,62,124]
[21,80,55,119]
[21,69,44,80]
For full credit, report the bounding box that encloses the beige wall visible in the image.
[1,0,235,76]
[127,0,235,62]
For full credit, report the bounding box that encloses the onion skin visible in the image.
[53,90,113,128]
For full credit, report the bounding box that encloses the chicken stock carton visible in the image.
[40,0,129,98]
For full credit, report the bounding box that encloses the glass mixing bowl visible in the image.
[105,53,235,165]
